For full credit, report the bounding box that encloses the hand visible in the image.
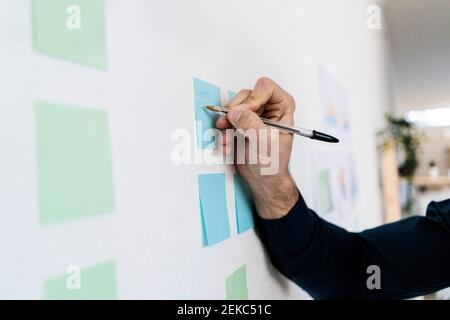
[216,77,299,220]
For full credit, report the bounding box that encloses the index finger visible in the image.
[216,89,252,130]
[240,77,291,113]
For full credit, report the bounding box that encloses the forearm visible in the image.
[255,194,361,299]
[256,195,450,299]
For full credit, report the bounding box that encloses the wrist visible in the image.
[249,175,299,220]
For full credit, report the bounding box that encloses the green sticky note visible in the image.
[31,0,107,69]
[35,101,115,224]
[225,265,248,300]
[44,260,117,300]
[318,169,333,214]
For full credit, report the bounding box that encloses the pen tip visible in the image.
[204,105,217,112]
[312,130,339,143]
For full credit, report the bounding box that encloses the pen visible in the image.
[204,105,339,143]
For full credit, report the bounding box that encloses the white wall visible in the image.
[0,0,388,299]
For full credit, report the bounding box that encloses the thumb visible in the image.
[227,105,266,131]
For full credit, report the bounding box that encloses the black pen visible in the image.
[204,105,339,143]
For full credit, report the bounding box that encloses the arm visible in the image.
[217,77,450,299]
[256,195,450,299]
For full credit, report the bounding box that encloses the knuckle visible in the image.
[288,94,296,108]
[248,92,259,102]
[284,92,296,112]
[257,76,272,86]
[238,89,252,96]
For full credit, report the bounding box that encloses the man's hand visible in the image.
[216,77,299,220]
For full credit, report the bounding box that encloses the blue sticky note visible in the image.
[198,173,231,246]
[200,202,208,247]
[193,78,221,149]
[234,174,254,234]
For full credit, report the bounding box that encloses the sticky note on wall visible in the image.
[193,78,221,149]
[31,0,107,69]
[44,260,117,299]
[318,169,333,214]
[35,101,114,224]
[198,173,230,246]
[225,264,248,300]
[234,174,254,234]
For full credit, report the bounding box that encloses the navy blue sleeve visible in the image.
[256,195,450,299]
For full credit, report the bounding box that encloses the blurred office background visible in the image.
[382,0,450,300]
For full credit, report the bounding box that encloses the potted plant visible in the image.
[378,114,421,215]
[428,160,439,178]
